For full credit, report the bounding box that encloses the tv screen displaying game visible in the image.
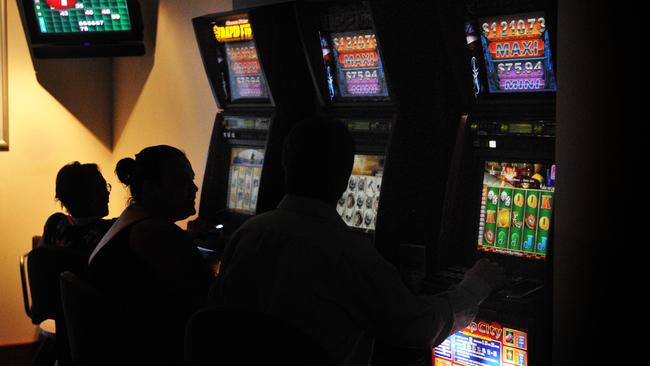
[337,154,384,231]
[29,0,134,33]
[211,16,270,102]
[433,319,529,366]
[478,12,556,93]
[477,161,555,260]
[226,147,265,214]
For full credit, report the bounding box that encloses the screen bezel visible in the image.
[295,0,394,108]
[466,10,557,105]
[18,0,144,44]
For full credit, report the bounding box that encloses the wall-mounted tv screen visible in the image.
[477,12,556,93]
[226,146,265,214]
[210,16,270,102]
[30,0,134,33]
[433,319,529,366]
[316,0,390,101]
[17,0,144,57]
[337,154,384,231]
[477,161,555,260]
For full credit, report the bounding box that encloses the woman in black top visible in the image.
[88,145,214,366]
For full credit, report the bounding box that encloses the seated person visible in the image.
[88,145,214,366]
[39,162,115,258]
[210,117,505,366]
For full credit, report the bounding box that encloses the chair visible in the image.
[20,252,56,366]
[20,245,86,366]
[59,271,133,366]
[184,306,333,366]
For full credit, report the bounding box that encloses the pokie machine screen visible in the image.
[226,147,265,215]
[211,16,270,102]
[29,0,133,33]
[433,319,529,366]
[475,12,557,93]
[337,154,384,231]
[477,161,555,260]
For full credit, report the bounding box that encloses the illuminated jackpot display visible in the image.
[211,17,269,101]
[479,12,556,93]
[477,161,555,260]
[433,320,529,366]
[31,0,133,33]
[321,30,389,99]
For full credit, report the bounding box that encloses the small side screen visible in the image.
[433,319,529,365]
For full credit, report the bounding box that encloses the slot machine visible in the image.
[190,3,316,258]
[429,1,558,365]
[296,1,466,364]
[295,0,395,237]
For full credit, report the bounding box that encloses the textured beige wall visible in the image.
[111,0,230,220]
[0,0,114,345]
[0,0,231,345]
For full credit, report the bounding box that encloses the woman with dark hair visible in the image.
[88,145,214,365]
[39,162,115,258]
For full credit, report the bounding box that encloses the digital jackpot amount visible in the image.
[479,12,556,93]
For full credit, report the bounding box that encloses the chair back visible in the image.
[60,271,129,366]
[26,246,86,324]
[185,306,333,366]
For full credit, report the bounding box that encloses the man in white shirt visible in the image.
[210,117,504,366]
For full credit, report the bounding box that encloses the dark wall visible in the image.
[554,1,621,364]
[234,0,292,9]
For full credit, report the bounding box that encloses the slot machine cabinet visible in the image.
[296,1,470,365]
[295,0,462,268]
[189,3,316,256]
[429,1,558,365]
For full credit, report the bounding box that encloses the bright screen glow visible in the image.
[32,0,133,33]
[320,30,389,99]
[433,319,529,366]
[211,16,270,102]
[478,161,555,260]
[337,154,384,231]
[479,12,556,93]
[226,147,264,214]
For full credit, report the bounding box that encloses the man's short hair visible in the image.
[282,116,355,203]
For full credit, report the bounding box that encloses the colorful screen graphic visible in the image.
[433,320,529,366]
[227,147,264,214]
[479,12,556,93]
[477,161,555,260]
[212,16,270,102]
[320,30,389,99]
[337,155,384,231]
[31,0,133,33]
